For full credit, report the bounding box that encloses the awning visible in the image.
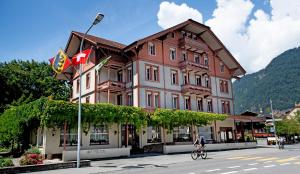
[228,115,265,123]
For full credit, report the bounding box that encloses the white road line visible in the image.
[248,163,258,166]
[279,163,291,166]
[227,166,240,169]
[188,173,195,174]
[264,164,276,168]
[220,171,238,174]
[243,168,258,171]
[205,169,221,172]
[263,161,273,163]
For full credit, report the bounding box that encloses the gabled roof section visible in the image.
[124,19,246,77]
[65,31,127,57]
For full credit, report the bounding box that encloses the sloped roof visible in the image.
[72,31,127,49]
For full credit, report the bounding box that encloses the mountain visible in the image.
[233,47,300,114]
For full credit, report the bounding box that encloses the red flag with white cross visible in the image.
[71,48,92,65]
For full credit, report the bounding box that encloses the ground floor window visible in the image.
[147,126,161,143]
[173,126,192,142]
[198,126,213,142]
[90,124,109,145]
[60,127,78,146]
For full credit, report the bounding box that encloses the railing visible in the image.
[179,60,209,70]
[179,37,208,51]
[97,80,125,91]
[181,84,211,95]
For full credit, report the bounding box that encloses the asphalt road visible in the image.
[32,144,300,174]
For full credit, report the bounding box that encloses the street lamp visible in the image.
[77,13,104,168]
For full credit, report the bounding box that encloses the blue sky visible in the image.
[0,0,273,68]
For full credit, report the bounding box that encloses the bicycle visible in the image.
[191,144,207,160]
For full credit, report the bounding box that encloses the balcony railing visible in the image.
[97,80,125,92]
[181,84,211,96]
[179,37,208,52]
[179,60,209,72]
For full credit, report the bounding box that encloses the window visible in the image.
[222,102,226,114]
[224,81,229,93]
[146,92,152,107]
[220,63,225,73]
[127,93,133,106]
[226,102,231,114]
[170,48,176,60]
[184,97,191,110]
[154,93,160,107]
[207,100,213,112]
[183,73,189,85]
[205,76,210,88]
[194,54,200,64]
[197,98,203,111]
[220,80,229,93]
[182,51,187,61]
[90,124,109,145]
[146,66,151,80]
[153,66,159,82]
[86,96,90,103]
[76,79,79,93]
[220,80,224,92]
[173,126,192,142]
[148,42,156,55]
[198,126,213,141]
[86,73,90,89]
[147,126,161,143]
[60,127,78,146]
[204,54,209,66]
[117,94,122,105]
[127,68,132,82]
[171,70,178,85]
[171,32,175,38]
[172,95,179,109]
[222,101,230,114]
[117,70,123,82]
[196,75,201,86]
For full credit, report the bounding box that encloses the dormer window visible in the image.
[148,42,156,56]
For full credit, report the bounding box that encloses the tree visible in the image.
[0,60,71,113]
[276,119,300,136]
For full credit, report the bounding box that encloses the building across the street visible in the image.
[31,19,264,160]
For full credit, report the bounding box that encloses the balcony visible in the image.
[97,80,125,92]
[179,37,208,53]
[181,84,211,96]
[179,60,209,73]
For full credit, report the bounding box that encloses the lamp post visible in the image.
[270,99,277,146]
[77,13,104,168]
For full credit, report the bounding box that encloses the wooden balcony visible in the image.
[97,80,125,92]
[181,84,211,96]
[179,37,208,53]
[179,60,209,73]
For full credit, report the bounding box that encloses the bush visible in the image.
[0,147,9,153]
[25,146,41,155]
[0,157,14,168]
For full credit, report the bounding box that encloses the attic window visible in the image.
[220,63,225,73]
[171,32,175,38]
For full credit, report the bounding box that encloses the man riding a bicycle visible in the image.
[192,135,207,160]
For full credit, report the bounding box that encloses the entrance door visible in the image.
[121,125,141,153]
[220,127,234,143]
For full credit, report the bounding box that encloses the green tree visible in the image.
[276,119,300,136]
[0,60,70,113]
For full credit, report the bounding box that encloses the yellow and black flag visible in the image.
[49,49,72,74]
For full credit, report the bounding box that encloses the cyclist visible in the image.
[200,136,206,149]
[194,135,206,149]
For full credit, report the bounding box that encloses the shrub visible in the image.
[19,154,43,166]
[0,147,9,153]
[25,146,41,154]
[0,157,14,168]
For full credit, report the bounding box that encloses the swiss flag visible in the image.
[72,49,92,65]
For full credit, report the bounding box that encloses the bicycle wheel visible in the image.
[191,150,199,160]
[200,150,207,159]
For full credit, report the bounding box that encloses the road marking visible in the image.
[227,166,240,169]
[276,157,298,163]
[279,163,291,166]
[188,173,195,174]
[243,168,258,171]
[294,162,300,165]
[248,163,258,166]
[205,169,221,172]
[257,157,279,161]
[220,171,238,174]
[240,157,263,160]
[263,164,276,168]
[263,161,273,163]
[227,156,245,160]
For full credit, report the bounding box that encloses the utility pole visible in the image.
[270,99,277,146]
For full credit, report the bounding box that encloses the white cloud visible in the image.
[157,1,203,29]
[157,0,300,73]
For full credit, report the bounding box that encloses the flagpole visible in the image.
[77,13,104,168]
